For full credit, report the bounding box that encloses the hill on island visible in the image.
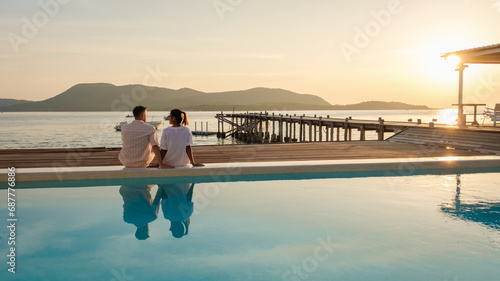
[0,83,334,111]
[0,83,429,111]
[0,98,32,108]
[331,101,429,110]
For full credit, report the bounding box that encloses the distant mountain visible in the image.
[0,83,334,111]
[332,101,429,110]
[0,83,430,111]
[0,98,33,109]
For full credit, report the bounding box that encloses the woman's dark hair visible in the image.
[170,219,189,238]
[170,109,189,125]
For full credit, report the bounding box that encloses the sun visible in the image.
[417,39,473,83]
[443,54,461,68]
[422,51,460,82]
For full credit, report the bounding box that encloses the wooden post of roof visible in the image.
[456,63,468,126]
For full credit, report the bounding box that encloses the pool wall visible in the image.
[2,156,500,188]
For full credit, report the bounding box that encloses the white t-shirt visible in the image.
[160,126,193,167]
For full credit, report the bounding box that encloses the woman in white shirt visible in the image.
[160,109,204,168]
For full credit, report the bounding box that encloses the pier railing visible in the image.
[215,112,433,143]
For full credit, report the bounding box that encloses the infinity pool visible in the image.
[1,173,499,281]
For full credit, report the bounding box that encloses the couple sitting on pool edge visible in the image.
[118,105,204,169]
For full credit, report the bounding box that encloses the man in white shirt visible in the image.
[118,106,169,168]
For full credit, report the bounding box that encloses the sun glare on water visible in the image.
[436,108,458,125]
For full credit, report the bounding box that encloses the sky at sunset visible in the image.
[1,0,499,108]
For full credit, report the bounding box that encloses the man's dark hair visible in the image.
[133,106,147,118]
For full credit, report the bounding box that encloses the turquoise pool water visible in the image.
[1,173,499,281]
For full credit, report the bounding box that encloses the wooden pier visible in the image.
[192,121,217,136]
[216,112,445,143]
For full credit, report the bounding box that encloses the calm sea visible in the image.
[0,109,465,149]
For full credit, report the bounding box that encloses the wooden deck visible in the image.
[388,126,500,154]
[0,141,485,169]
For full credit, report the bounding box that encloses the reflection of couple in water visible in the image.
[118,107,203,239]
[119,183,194,240]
